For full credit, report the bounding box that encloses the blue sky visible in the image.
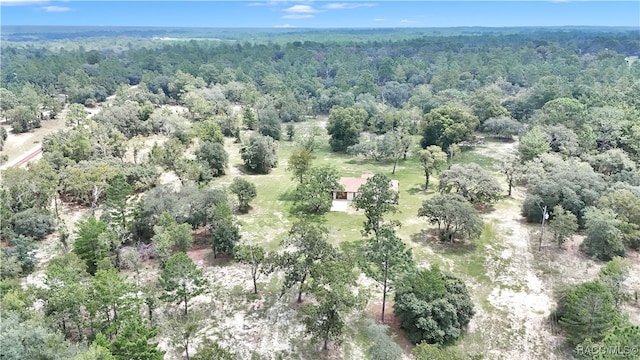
[1,1,638,28]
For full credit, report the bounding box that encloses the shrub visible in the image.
[11,209,55,240]
[394,267,474,345]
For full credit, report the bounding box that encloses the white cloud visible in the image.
[247,0,289,7]
[40,5,71,12]
[283,4,317,13]
[323,3,375,10]
[0,0,47,6]
[274,24,296,28]
[373,18,385,22]
[400,19,417,24]
[283,14,314,19]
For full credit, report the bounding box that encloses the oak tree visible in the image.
[327,107,366,152]
[394,266,475,345]
[277,221,335,303]
[294,166,342,215]
[353,174,398,235]
[229,177,257,213]
[418,193,483,242]
[418,146,448,190]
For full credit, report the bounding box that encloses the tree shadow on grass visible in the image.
[411,229,477,255]
[205,253,235,267]
[286,209,328,225]
[345,157,370,166]
[278,188,297,202]
[407,185,423,195]
[232,164,247,175]
[475,203,496,214]
[485,136,517,144]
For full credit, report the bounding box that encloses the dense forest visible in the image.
[1,27,639,360]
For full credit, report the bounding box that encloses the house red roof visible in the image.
[337,174,399,194]
[339,177,369,193]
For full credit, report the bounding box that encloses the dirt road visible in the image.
[0,145,42,170]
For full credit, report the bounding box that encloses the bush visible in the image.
[0,251,23,279]
[365,320,402,360]
[7,235,37,274]
[11,209,55,240]
[394,267,474,345]
[192,339,236,360]
[580,207,626,261]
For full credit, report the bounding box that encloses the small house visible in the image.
[332,174,399,202]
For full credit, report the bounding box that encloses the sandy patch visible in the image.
[0,116,66,165]
[479,196,557,359]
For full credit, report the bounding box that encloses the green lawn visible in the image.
[455,145,499,171]
[230,131,432,248]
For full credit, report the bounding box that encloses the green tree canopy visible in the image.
[0,311,75,360]
[418,145,448,190]
[362,226,414,322]
[558,280,623,346]
[6,235,37,274]
[110,316,165,360]
[191,340,236,360]
[42,253,90,340]
[257,105,282,140]
[438,164,502,205]
[286,147,314,183]
[420,105,479,149]
[209,201,240,258]
[104,173,134,231]
[301,256,363,351]
[234,244,266,294]
[159,253,208,316]
[578,325,640,360]
[518,126,550,162]
[412,343,465,360]
[195,141,229,178]
[598,257,631,308]
[353,173,398,235]
[580,207,626,261]
[276,221,335,303]
[73,216,110,275]
[418,193,483,242]
[229,177,257,213]
[482,116,524,139]
[240,134,278,174]
[393,266,475,345]
[294,166,342,215]
[327,106,366,152]
[90,268,141,336]
[521,157,606,225]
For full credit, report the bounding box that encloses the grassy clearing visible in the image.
[232,131,431,250]
[204,122,547,358]
[455,145,499,171]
